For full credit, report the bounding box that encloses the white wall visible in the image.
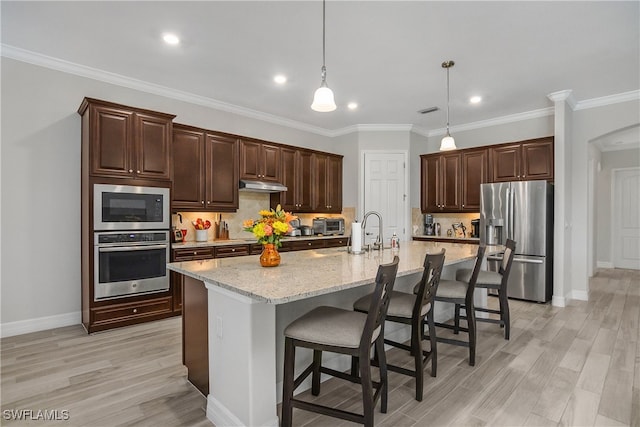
[0,58,337,332]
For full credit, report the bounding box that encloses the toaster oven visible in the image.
[312,217,345,235]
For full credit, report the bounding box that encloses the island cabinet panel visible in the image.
[461,148,488,211]
[489,137,554,182]
[172,125,239,212]
[182,276,209,396]
[79,98,174,181]
[271,148,315,212]
[240,139,281,182]
[171,247,215,314]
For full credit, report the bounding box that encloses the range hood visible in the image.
[239,180,287,193]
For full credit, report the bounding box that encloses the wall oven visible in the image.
[94,231,170,301]
[94,184,170,230]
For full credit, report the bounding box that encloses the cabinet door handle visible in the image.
[133,308,138,313]
[128,169,133,173]
[136,170,140,174]
[207,201,210,204]
[201,201,205,205]
[308,242,312,246]
[231,248,236,252]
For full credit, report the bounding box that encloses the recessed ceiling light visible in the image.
[470,96,482,104]
[347,102,358,110]
[162,33,180,45]
[274,75,287,84]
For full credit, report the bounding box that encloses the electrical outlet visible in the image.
[216,316,223,338]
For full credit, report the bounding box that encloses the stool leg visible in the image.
[466,297,476,366]
[282,338,295,427]
[359,347,375,427]
[426,308,437,377]
[500,290,511,340]
[375,336,388,413]
[412,316,424,401]
[454,303,461,334]
[312,350,322,396]
[350,355,359,376]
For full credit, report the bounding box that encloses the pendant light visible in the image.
[440,60,457,151]
[311,0,336,112]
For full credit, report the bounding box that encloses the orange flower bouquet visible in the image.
[243,205,296,248]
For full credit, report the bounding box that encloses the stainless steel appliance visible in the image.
[424,214,435,235]
[94,184,170,230]
[470,219,480,238]
[480,180,553,302]
[299,225,314,236]
[286,218,301,237]
[94,230,170,300]
[312,217,345,235]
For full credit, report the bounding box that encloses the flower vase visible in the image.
[260,243,281,267]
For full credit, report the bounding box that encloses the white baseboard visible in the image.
[0,311,81,338]
[571,290,589,301]
[597,261,614,269]
[552,295,566,307]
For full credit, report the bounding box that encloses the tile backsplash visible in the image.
[411,208,480,237]
[173,193,355,241]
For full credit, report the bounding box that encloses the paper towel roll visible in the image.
[351,222,362,252]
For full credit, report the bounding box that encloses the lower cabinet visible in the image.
[89,296,174,333]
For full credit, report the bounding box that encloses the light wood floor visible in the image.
[1,268,638,427]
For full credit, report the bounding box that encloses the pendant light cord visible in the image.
[321,0,327,81]
[446,65,450,134]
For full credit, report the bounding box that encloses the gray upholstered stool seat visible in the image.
[353,291,431,319]
[284,306,377,349]
[433,279,468,299]
[456,269,502,287]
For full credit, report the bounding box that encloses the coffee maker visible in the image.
[470,218,480,238]
[424,214,435,236]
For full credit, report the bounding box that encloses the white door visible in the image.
[613,168,640,269]
[363,152,407,246]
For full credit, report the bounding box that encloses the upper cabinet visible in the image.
[172,124,239,212]
[270,147,314,212]
[420,137,552,213]
[489,137,554,182]
[78,98,175,181]
[313,153,343,213]
[240,139,281,182]
[420,152,462,212]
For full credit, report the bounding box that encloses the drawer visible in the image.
[92,296,173,325]
[289,240,326,251]
[325,238,348,248]
[250,243,265,254]
[214,245,250,258]
[173,247,214,261]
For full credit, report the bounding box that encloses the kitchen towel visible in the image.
[351,221,362,252]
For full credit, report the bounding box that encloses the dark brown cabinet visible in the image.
[313,153,343,213]
[461,148,488,211]
[171,247,216,314]
[172,124,239,212]
[240,139,281,182]
[420,152,461,212]
[271,148,314,212]
[489,137,554,182]
[78,98,174,181]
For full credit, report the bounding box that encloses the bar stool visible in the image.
[281,256,400,427]
[455,239,516,340]
[429,245,486,366]
[352,249,445,401]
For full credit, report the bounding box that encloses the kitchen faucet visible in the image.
[362,211,384,251]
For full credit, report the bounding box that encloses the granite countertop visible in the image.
[172,234,347,249]
[167,241,502,305]
[413,234,480,242]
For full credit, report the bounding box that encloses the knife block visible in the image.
[215,222,229,240]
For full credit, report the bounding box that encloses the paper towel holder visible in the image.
[346,222,366,254]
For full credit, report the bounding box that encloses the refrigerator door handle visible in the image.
[512,257,544,264]
[504,188,509,241]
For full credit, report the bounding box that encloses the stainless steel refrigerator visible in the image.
[480,180,553,302]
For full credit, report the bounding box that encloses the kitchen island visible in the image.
[167,241,497,427]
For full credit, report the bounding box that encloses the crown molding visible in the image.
[425,107,554,138]
[3,44,638,139]
[1,44,335,137]
[575,89,640,111]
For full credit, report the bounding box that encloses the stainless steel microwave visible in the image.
[312,217,345,235]
[93,184,170,231]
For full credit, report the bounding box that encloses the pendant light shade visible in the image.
[311,0,336,112]
[440,60,457,151]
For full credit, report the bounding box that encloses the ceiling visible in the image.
[2,1,639,140]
